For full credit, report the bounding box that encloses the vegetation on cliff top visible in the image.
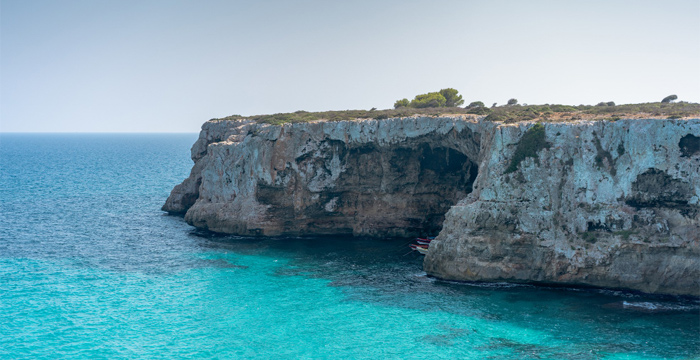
[212,97,700,126]
[216,107,473,125]
[483,102,700,123]
[394,88,465,109]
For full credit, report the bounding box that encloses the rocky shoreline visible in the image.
[164,116,699,296]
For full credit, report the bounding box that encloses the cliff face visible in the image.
[424,119,700,296]
[165,117,483,237]
[165,117,700,296]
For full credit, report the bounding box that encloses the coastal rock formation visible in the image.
[424,119,700,296]
[165,117,483,237]
[165,117,700,296]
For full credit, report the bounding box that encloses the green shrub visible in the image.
[549,104,578,112]
[485,106,537,123]
[395,89,466,109]
[485,111,507,122]
[394,98,410,109]
[507,98,518,105]
[662,94,677,103]
[410,92,447,108]
[439,88,465,107]
[505,123,550,174]
[467,106,490,115]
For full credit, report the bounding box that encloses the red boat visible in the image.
[416,237,435,244]
[409,243,429,255]
[409,244,428,250]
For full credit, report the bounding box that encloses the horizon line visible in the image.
[0,131,200,134]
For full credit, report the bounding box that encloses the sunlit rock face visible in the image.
[424,119,700,296]
[164,117,483,237]
[165,116,699,296]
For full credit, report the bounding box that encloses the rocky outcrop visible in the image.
[164,117,483,237]
[424,119,699,296]
[165,116,700,296]
[163,119,257,214]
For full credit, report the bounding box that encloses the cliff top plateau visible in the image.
[211,101,700,126]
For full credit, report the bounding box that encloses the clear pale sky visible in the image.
[1,0,699,133]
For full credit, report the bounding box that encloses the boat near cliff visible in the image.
[164,112,700,297]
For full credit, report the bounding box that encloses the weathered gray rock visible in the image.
[165,116,484,237]
[424,119,700,296]
[165,116,700,296]
[162,119,257,214]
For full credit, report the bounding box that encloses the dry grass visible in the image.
[485,102,700,123]
[210,102,700,125]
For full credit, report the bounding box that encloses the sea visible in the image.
[0,133,698,359]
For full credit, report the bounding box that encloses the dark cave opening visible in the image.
[256,138,480,237]
[326,142,479,236]
[414,144,478,234]
[679,134,699,157]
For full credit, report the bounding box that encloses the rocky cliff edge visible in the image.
[164,117,699,296]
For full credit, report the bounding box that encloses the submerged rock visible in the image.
[165,116,699,296]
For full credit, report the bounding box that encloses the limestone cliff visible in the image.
[164,117,483,237]
[424,119,699,296]
[164,116,699,296]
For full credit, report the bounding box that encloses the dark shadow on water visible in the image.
[191,230,700,313]
[188,231,700,359]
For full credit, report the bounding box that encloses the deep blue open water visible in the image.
[0,133,698,359]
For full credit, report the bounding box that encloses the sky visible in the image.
[1,0,699,133]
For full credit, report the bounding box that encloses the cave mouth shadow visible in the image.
[307,141,479,237]
[413,144,479,235]
[255,136,480,238]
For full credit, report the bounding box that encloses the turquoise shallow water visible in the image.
[0,134,698,359]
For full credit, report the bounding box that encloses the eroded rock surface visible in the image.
[165,117,700,296]
[424,119,700,296]
[164,117,483,237]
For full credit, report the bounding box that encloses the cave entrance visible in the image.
[255,135,480,238]
[325,141,479,237]
[415,144,478,234]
